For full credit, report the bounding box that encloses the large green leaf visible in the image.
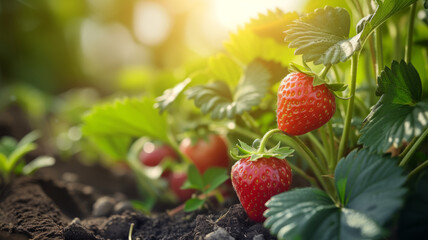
[186,60,271,120]
[335,149,407,225]
[264,149,406,240]
[86,135,131,160]
[285,6,356,65]
[376,60,422,104]
[359,61,428,153]
[398,171,428,239]
[155,78,191,113]
[224,29,296,67]
[286,1,418,65]
[82,97,169,143]
[360,0,418,41]
[244,9,299,43]
[208,53,242,87]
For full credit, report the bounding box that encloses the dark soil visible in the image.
[0,159,295,240]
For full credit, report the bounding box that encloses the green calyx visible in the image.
[230,129,294,161]
[288,62,347,93]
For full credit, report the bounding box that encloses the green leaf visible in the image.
[335,149,406,225]
[0,137,18,157]
[16,130,40,149]
[264,149,406,240]
[245,9,299,43]
[82,97,169,143]
[353,0,417,50]
[425,0,428,9]
[376,60,422,104]
[7,142,36,172]
[208,54,242,87]
[155,78,191,113]
[0,153,7,174]
[360,0,418,41]
[22,156,55,175]
[186,60,270,120]
[359,61,428,153]
[182,164,204,190]
[202,167,229,193]
[86,135,131,160]
[397,171,428,239]
[376,60,422,105]
[184,198,205,212]
[224,29,296,67]
[285,6,358,65]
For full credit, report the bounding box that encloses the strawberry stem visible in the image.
[399,127,428,167]
[257,128,282,154]
[405,3,417,63]
[319,64,331,80]
[337,52,360,162]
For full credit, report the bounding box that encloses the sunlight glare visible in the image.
[134,1,172,46]
[213,0,306,30]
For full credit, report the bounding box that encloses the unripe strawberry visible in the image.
[277,72,336,136]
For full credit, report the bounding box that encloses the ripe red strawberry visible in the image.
[277,72,336,136]
[231,156,292,222]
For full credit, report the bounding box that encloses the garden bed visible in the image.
[0,160,277,240]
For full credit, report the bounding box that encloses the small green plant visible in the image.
[181,165,229,212]
[0,131,55,186]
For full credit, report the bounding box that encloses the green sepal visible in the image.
[288,63,347,92]
[231,139,294,162]
[326,83,348,92]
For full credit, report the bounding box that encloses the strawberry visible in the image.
[277,72,336,136]
[230,133,294,222]
[231,156,292,222]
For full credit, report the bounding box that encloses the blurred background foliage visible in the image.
[0,0,427,164]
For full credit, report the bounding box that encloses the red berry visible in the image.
[231,157,292,222]
[139,145,177,167]
[168,172,195,202]
[179,134,229,174]
[277,72,336,136]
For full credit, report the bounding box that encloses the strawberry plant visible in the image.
[80,0,428,239]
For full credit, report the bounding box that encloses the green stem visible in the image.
[408,160,428,179]
[242,112,260,133]
[375,27,383,77]
[399,127,428,167]
[257,129,282,153]
[399,136,418,159]
[328,121,337,170]
[319,65,332,79]
[405,3,417,63]
[229,125,261,140]
[307,132,328,162]
[337,53,360,162]
[319,126,333,172]
[283,136,329,185]
[292,136,328,175]
[332,65,341,83]
[167,132,191,164]
[289,136,337,200]
[288,161,319,187]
